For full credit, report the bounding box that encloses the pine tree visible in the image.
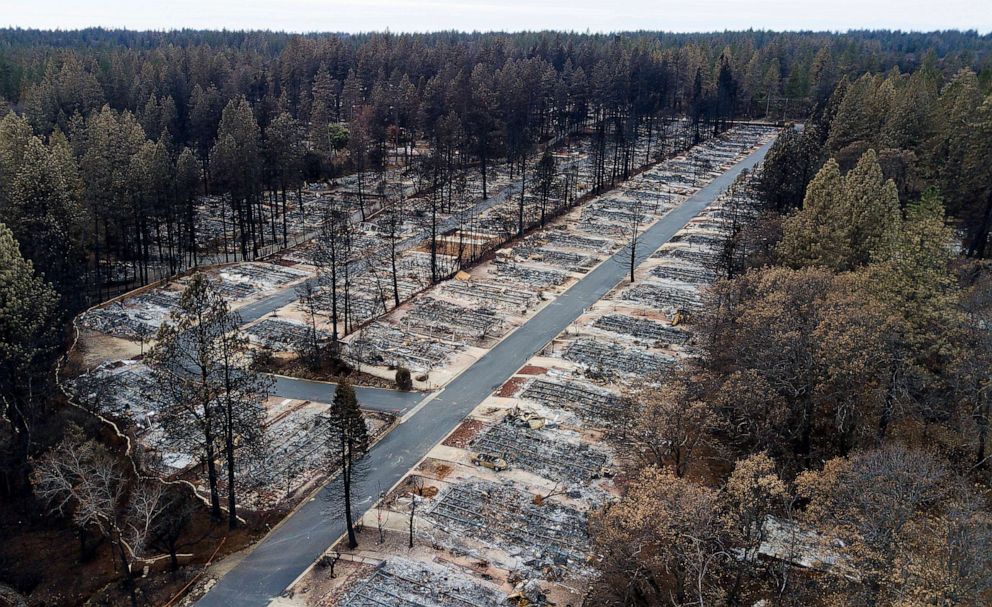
[779,150,900,271]
[826,73,889,154]
[325,380,368,549]
[266,112,304,246]
[843,149,901,268]
[214,307,270,529]
[175,147,202,266]
[960,95,992,257]
[0,112,33,205]
[7,135,87,304]
[148,273,269,523]
[210,97,263,259]
[778,158,850,269]
[0,222,61,495]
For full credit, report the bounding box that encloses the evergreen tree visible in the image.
[0,112,33,206]
[0,222,61,495]
[325,380,368,549]
[210,97,263,259]
[754,125,823,214]
[779,150,900,271]
[843,149,901,267]
[266,112,305,245]
[7,136,87,305]
[148,273,269,521]
[778,158,849,269]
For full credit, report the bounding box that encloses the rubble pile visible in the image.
[520,378,625,425]
[407,298,504,340]
[79,289,180,339]
[67,360,158,422]
[492,262,567,288]
[542,231,614,253]
[423,480,590,576]
[592,313,689,344]
[563,338,674,377]
[621,281,704,312]
[649,262,718,285]
[439,280,537,312]
[340,557,508,607]
[245,318,328,352]
[510,246,596,273]
[348,322,464,373]
[470,418,609,484]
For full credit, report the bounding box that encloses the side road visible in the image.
[267,374,424,415]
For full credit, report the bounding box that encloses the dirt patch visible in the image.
[74,330,144,368]
[441,419,486,449]
[416,458,454,481]
[495,376,528,397]
[385,475,439,502]
[518,365,548,375]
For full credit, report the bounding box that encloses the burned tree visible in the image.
[148,484,198,572]
[214,308,271,529]
[296,279,323,369]
[149,273,269,525]
[32,430,165,607]
[535,149,557,228]
[380,191,405,308]
[620,370,715,478]
[614,196,650,284]
[314,207,351,344]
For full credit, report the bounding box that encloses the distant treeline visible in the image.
[0,28,990,314]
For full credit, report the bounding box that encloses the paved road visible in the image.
[267,374,423,415]
[195,137,775,607]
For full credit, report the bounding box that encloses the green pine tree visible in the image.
[779,150,901,272]
[778,158,850,269]
[326,380,369,549]
[843,149,901,268]
[0,222,61,494]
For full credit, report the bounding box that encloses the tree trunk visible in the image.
[390,231,400,307]
[518,154,526,237]
[330,231,339,342]
[343,440,358,549]
[967,190,992,258]
[226,391,238,530]
[115,536,139,607]
[204,436,222,520]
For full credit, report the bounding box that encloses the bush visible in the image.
[395,367,413,391]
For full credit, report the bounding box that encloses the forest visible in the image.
[1,27,992,606]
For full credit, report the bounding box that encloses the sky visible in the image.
[1,0,989,34]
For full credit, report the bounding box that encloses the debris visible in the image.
[563,338,674,378]
[245,318,328,352]
[593,313,689,345]
[348,322,464,373]
[423,480,591,579]
[520,378,624,426]
[471,418,609,484]
[339,557,508,607]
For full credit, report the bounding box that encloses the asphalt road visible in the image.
[267,374,423,415]
[195,137,775,607]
